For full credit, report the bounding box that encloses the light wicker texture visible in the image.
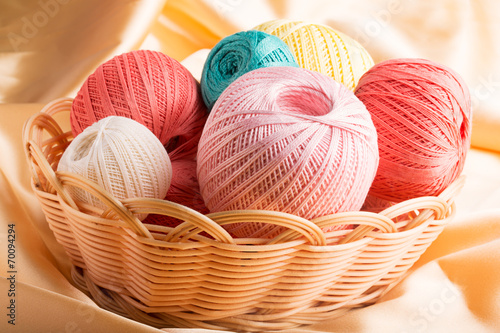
[23,98,465,332]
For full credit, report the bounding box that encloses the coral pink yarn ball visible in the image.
[164,158,208,214]
[143,158,209,231]
[70,50,207,157]
[354,58,472,202]
[197,66,379,238]
[143,159,208,227]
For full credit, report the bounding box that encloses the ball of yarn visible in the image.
[197,66,379,238]
[143,158,209,233]
[361,195,395,214]
[165,158,208,214]
[200,30,298,109]
[361,195,412,223]
[143,158,208,228]
[58,116,172,219]
[354,58,472,202]
[254,19,374,91]
[70,49,207,158]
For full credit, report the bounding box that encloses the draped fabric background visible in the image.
[1,0,499,332]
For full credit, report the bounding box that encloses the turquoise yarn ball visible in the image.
[200,30,298,110]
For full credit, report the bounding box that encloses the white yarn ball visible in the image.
[58,116,172,218]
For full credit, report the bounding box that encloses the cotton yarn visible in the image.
[361,195,412,223]
[58,116,172,219]
[200,30,298,109]
[354,58,472,202]
[165,158,208,213]
[143,158,209,230]
[70,50,207,158]
[254,19,374,91]
[361,195,395,214]
[197,66,379,238]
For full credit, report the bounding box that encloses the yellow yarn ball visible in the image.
[254,19,374,91]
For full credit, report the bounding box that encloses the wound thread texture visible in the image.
[143,158,208,229]
[254,19,374,91]
[165,159,208,213]
[58,116,172,219]
[355,58,472,202]
[197,66,379,238]
[200,30,298,110]
[70,50,207,158]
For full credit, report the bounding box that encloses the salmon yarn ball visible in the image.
[165,159,208,213]
[254,19,374,91]
[354,58,472,202]
[143,159,209,232]
[197,66,379,238]
[70,50,207,157]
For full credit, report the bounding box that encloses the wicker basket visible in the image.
[23,98,465,332]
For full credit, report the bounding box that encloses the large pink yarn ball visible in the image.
[197,66,379,238]
[70,50,207,157]
[354,58,472,202]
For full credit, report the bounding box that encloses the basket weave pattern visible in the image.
[23,98,464,332]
